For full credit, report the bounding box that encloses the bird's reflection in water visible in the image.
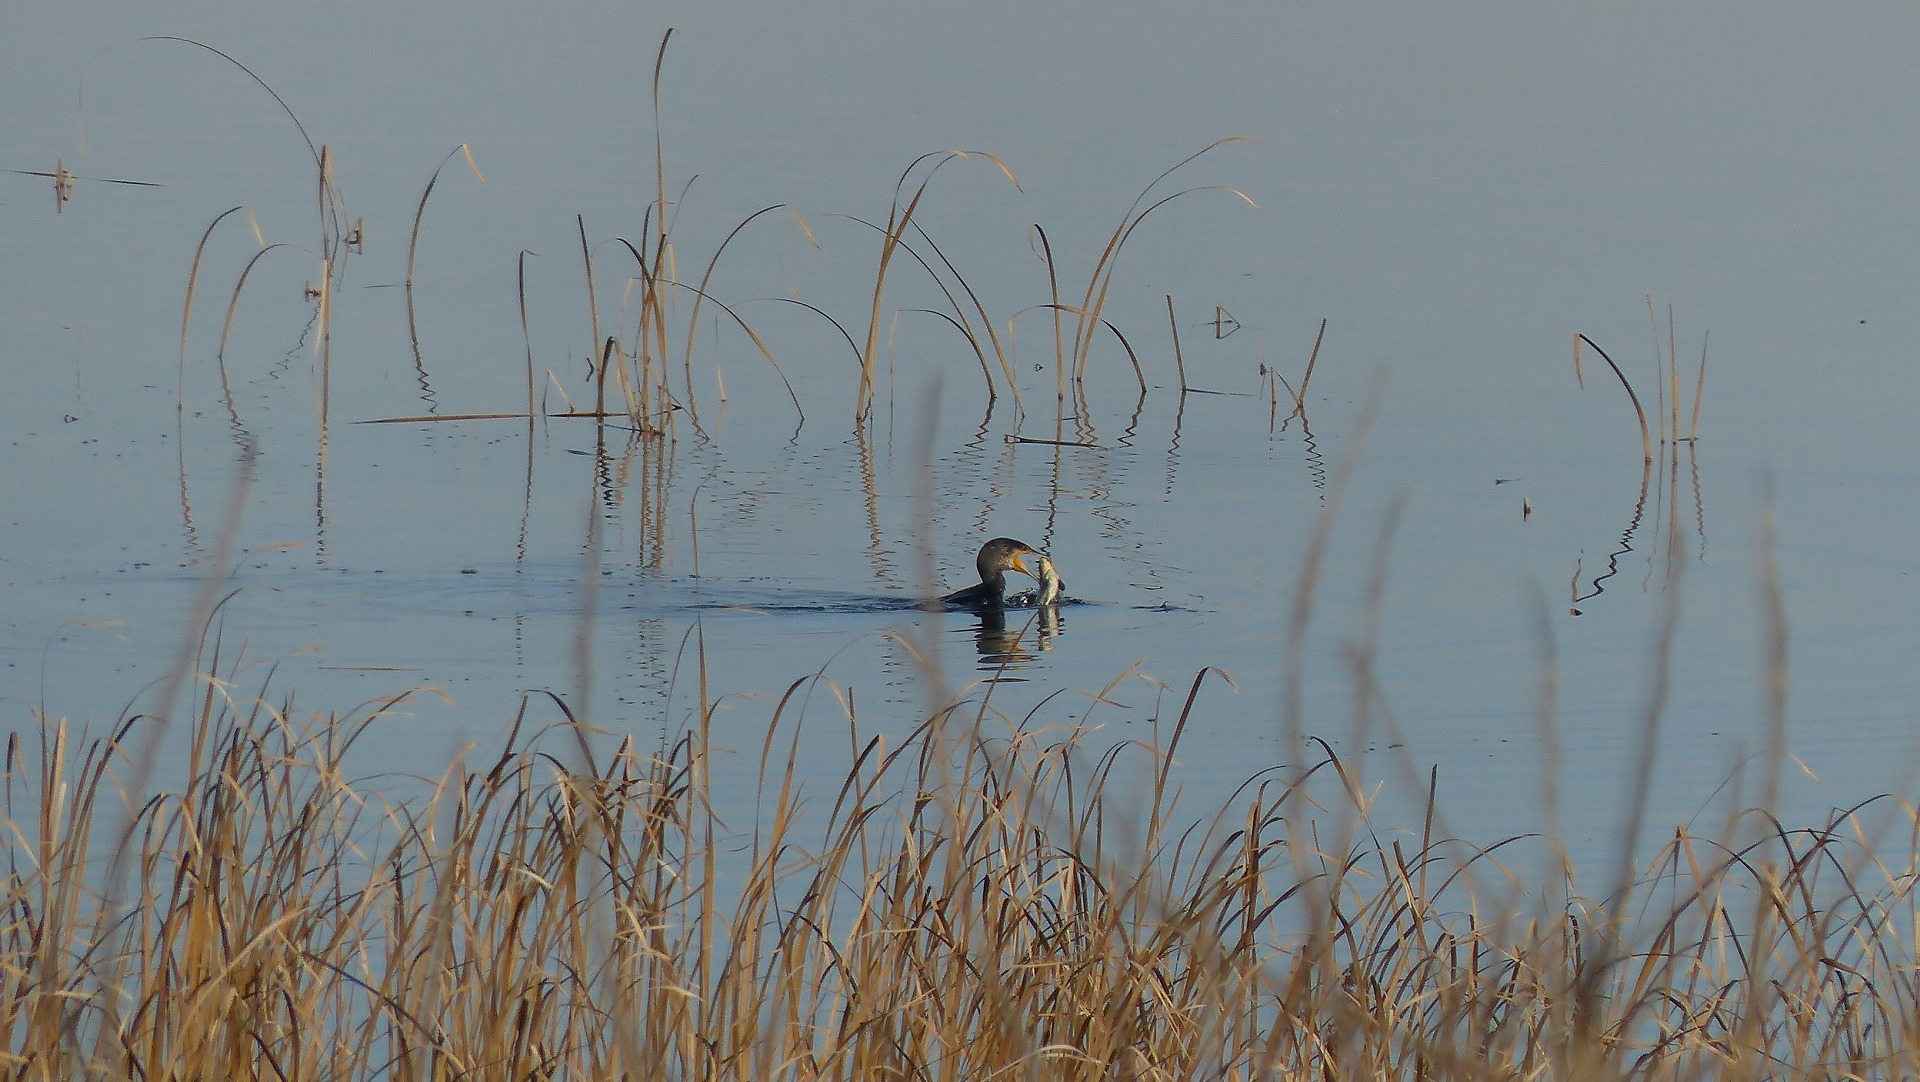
[971,604,1062,669]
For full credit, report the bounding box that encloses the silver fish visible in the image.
[1033,554,1064,606]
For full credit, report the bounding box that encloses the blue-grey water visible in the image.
[7,5,1920,880]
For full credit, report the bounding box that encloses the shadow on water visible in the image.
[695,583,1082,617]
[690,587,1074,669]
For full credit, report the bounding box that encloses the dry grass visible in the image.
[6,621,1920,1080]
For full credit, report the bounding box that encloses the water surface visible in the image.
[7,6,1920,877]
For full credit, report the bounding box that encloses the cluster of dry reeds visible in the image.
[169,28,1267,444]
[5,623,1918,1081]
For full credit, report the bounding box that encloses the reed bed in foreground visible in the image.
[5,641,1919,1080]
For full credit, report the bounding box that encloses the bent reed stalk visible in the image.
[5,624,1919,1079]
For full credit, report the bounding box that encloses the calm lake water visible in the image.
[8,6,1920,878]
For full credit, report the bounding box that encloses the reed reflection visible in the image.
[971,603,1061,668]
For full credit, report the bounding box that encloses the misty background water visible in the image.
[8,5,1920,876]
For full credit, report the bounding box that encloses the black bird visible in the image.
[939,538,1054,610]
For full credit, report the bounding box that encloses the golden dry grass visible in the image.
[6,625,1919,1081]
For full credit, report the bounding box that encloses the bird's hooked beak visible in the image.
[1013,546,1043,580]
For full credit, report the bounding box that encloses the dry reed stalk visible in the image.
[176,206,256,547]
[1666,303,1679,444]
[1166,294,1189,393]
[177,206,246,386]
[405,146,483,291]
[678,205,809,428]
[147,39,351,278]
[518,249,537,429]
[214,243,292,366]
[1573,332,1654,463]
[315,257,332,438]
[907,221,1022,411]
[1688,331,1709,442]
[1033,225,1069,404]
[1066,139,1256,385]
[577,215,601,374]
[1276,317,1328,415]
[1638,299,1711,446]
[854,150,1020,424]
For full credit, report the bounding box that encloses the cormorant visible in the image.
[939,537,1059,610]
